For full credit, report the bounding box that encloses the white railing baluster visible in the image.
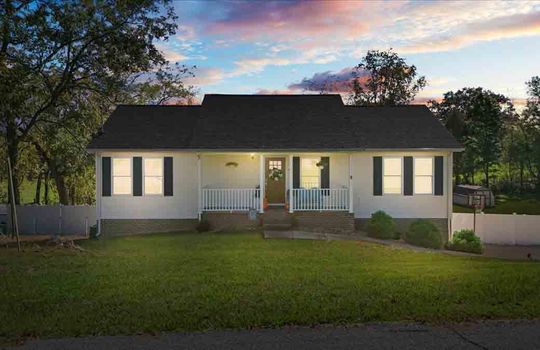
[201,188,349,212]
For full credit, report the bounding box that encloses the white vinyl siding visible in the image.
[112,158,132,195]
[144,158,163,195]
[383,157,402,194]
[414,157,433,194]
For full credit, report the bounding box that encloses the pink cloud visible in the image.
[184,67,225,86]
[399,11,540,54]
[204,1,373,42]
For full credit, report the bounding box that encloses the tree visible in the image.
[519,76,540,187]
[351,49,426,106]
[431,88,515,187]
[1,0,178,203]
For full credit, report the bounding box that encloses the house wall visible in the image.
[95,150,453,236]
[351,151,452,219]
[96,151,199,222]
[202,154,259,188]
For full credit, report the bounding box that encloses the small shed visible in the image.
[453,185,495,208]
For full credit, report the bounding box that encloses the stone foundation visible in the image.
[293,211,355,234]
[355,218,449,242]
[202,212,261,232]
[100,219,198,236]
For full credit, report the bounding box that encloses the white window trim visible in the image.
[112,157,132,196]
[383,156,403,195]
[143,157,164,196]
[413,156,434,195]
[300,157,321,189]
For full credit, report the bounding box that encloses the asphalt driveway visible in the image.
[10,320,540,350]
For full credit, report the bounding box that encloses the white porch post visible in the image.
[289,154,293,213]
[259,154,265,213]
[95,152,101,235]
[348,153,354,214]
[197,154,202,220]
[447,152,453,239]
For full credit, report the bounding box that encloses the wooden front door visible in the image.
[265,157,286,204]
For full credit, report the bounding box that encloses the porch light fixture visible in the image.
[250,153,255,159]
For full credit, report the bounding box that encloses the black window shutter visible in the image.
[164,157,173,196]
[434,156,444,196]
[404,156,413,196]
[373,156,382,196]
[293,157,300,189]
[102,157,111,196]
[133,157,142,196]
[320,157,330,189]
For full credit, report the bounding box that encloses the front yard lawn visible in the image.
[1,233,540,341]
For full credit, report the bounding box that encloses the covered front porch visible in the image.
[197,153,353,215]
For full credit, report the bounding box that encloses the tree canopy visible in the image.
[0,0,187,204]
[351,49,426,106]
[430,87,515,187]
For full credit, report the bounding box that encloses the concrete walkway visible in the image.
[10,320,540,349]
[264,231,540,261]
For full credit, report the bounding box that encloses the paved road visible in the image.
[9,320,540,350]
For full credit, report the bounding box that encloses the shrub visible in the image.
[365,211,396,239]
[89,225,98,239]
[196,220,211,233]
[404,220,442,249]
[446,229,483,254]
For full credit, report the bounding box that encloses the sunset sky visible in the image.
[159,0,540,106]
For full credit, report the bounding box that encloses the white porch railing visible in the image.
[202,188,261,212]
[291,188,349,211]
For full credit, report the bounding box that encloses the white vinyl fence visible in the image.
[452,213,540,245]
[2,205,96,236]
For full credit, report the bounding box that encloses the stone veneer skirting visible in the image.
[355,218,449,242]
[100,219,198,236]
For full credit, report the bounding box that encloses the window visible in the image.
[383,157,402,194]
[301,158,320,188]
[144,158,163,195]
[112,158,131,195]
[414,157,433,194]
[268,160,282,170]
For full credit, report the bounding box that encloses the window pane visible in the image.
[415,176,433,194]
[113,177,132,195]
[384,158,401,176]
[384,176,401,194]
[268,160,282,170]
[113,158,131,176]
[144,158,163,176]
[301,158,320,188]
[415,158,433,176]
[145,176,163,194]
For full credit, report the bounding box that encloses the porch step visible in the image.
[263,223,293,231]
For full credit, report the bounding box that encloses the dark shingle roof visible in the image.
[87,94,461,150]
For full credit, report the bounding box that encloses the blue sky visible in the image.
[158,0,540,106]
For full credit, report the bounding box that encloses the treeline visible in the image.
[431,81,540,193]
[347,50,540,193]
[1,1,194,205]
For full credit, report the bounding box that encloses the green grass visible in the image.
[1,233,540,341]
[454,194,540,215]
[0,179,59,204]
